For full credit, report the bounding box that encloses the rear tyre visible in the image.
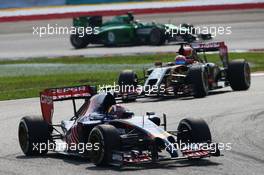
[18,116,50,156]
[149,28,164,46]
[228,59,251,91]
[177,118,212,144]
[188,66,209,98]
[70,33,89,49]
[88,125,120,166]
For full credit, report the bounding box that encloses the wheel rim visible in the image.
[89,131,104,164]
[19,122,29,153]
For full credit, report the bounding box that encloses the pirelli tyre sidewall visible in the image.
[18,116,50,156]
[177,118,212,144]
[88,124,120,166]
[70,33,90,49]
[228,59,251,91]
[118,70,138,87]
[118,70,138,102]
[188,65,209,98]
[149,28,165,46]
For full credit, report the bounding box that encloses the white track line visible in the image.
[1,0,264,17]
[252,73,264,77]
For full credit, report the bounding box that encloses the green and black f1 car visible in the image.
[70,13,212,49]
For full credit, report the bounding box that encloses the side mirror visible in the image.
[123,111,134,118]
[160,113,167,131]
[146,112,155,116]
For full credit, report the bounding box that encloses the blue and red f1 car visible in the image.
[18,85,221,167]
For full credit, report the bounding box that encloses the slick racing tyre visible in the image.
[18,116,50,156]
[228,59,251,91]
[118,70,138,102]
[70,33,90,49]
[88,125,120,166]
[177,118,212,144]
[188,65,209,98]
[149,28,164,46]
[118,70,138,87]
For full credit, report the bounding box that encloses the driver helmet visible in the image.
[175,55,187,65]
[182,46,193,57]
[154,61,162,67]
[108,104,129,119]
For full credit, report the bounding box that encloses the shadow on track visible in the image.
[125,90,231,103]
[86,159,221,172]
[16,153,221,171]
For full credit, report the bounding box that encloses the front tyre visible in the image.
[18,116,50,156]
[177,118,212,144]
[228,59,251,90]
[118,70,138,102]
[88,125,120,166]
[118,70,138,87]
[188,65,209,98]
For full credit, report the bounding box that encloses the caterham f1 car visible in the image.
[70,13,212,49]
[18,85,220,167]
[117,41,251,101]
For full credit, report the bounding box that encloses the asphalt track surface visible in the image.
[0,9,264,59]
[0,9,264,175]
[0,74,264,175]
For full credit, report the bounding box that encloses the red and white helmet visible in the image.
[182,46,193,57]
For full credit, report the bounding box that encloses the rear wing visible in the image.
[40,85,96,124]
[191,41,226,52]
[191,41,229,68]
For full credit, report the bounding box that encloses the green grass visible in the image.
[0,54,173,65]
[0,52,263,101]
[0,72,132,100]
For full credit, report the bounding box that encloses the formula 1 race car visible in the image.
[70,13,212,49]
[117,41,251,100]
[18,85,220,167]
